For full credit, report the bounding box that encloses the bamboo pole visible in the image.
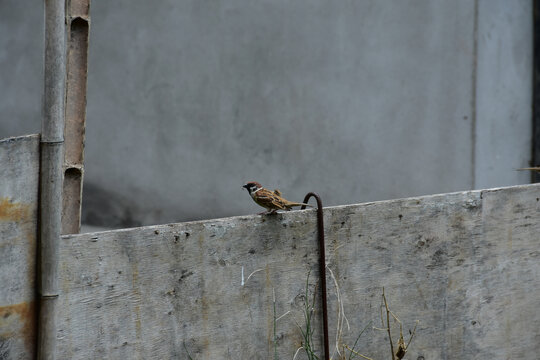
[38,0,66,358]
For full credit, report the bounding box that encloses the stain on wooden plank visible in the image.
[0,198,31,222]
[0,302,37,354]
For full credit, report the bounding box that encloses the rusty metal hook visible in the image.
[301,193,329,360]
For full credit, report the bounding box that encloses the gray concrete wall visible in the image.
[475,0,532,188]
[0,1,533,228]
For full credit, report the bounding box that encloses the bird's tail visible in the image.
[285,201,313,208]
[275,189,313,208]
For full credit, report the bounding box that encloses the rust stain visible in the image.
[0,197,37,354]
[0,197,30,222]
[0,196,37,308]
[200,294,210,351]
[0,301,36,352]
[265,265,273,348]
[200,295,209,323]
[130,261,143,359]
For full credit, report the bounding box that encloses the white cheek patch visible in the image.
[250,187,261,198]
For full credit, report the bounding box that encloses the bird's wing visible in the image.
[273,189,283,197]
[255,188,288,210]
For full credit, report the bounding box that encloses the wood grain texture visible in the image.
[58,184,540,359]
[0,134,40,359]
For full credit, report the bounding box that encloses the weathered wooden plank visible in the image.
[58,184,540,359]
[327,185,540,360]
[59,217,321,359]
[0,134,40,359]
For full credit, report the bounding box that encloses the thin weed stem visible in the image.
[183,340,194,360]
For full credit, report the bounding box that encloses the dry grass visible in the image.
[184,269,419,360]
[295,269,419,360]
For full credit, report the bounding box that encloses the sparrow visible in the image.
[242,181,312,214]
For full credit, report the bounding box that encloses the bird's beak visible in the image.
[242,184,248,189]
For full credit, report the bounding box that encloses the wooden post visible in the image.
[62,0,91,234]
[39,0,66,358]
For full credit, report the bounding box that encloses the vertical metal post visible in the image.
[38,0,66,358]
[62,0,91,234]
[301,193,329,360]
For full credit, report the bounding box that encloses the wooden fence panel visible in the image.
[0,135,40,359]
[57,184,540,359]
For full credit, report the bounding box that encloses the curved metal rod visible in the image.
[301,193,329,360]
